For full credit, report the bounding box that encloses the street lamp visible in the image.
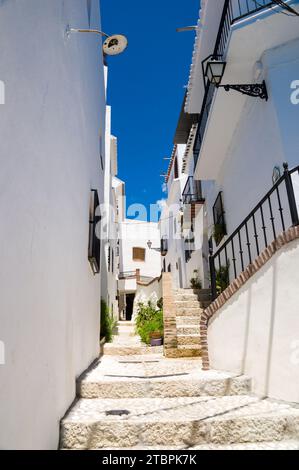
[147,240,161,252]
[65,26,128,56]
[203,55,268,101]
[204,55,227,86]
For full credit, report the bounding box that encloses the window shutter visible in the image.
[132,247,145,261]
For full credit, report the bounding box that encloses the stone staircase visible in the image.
[165,288,211,358]
[60,325,299,450]
[103,321,163,356]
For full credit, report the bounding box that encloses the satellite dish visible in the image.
[103,35,128,56]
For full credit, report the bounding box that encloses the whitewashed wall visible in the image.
[0,0,105,449]
[119,220,161,280]
[132,277,162,320]
[204,36,299,256]
[161,145,189,288]
[208,238,299,403]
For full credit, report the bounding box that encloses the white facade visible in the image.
[160,140,207,289]
[188,0,299,250]
[118,219,161,320]
[0,0,106,449]
[182,0,299,401]
[101,104,120,319]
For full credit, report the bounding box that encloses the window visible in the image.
[168,264,171,273]
[88,189,101,274]
[111,249,114,273]
[163,258,166,273]
[213,192,227,246]
[132,247,146,262]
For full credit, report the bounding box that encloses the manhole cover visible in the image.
[105,409,130,416]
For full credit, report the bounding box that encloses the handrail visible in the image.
[209,163,299,300]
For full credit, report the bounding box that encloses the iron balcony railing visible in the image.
[194,0,275,168]
[209,163,299,300]
[182,176,205,205]
[118,271,136,280]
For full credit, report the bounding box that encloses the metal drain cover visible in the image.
[105,409,130,416]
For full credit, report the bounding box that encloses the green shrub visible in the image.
[216,264,230,294]
[190,270,202,289]
[100,299,117,343]
[135,301,163,345]
[213,223,226,246]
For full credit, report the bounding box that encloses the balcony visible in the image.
[193,0,299,175]
[118,271,136,280]
[182,177,204,205]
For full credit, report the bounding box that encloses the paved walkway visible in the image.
[60,322,299,450]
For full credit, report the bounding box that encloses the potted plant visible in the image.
[190,270,202,290]
[213,223,226,246]
[135,302,164,346]
[150,330,163,347]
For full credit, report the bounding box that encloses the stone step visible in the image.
[174,289,195,294]
[78,369,251,399]
[166,348,201,358]
[104,344,163,356]
[61,396,299,449]
[174,294,199,301]
[177,325,200,335]
[178,344,201,351]
[175,306,203,316]
[176,316,201,326]
[177,334,200,346]
[175,300,201,308]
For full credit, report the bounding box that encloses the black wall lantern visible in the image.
[203,55,268,101]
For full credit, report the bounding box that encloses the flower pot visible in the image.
[150,337,163,347]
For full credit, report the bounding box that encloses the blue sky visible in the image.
[101,0,200,220]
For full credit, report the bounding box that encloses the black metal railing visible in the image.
[182,176,204,205]
[118,271,136,280]
[209,163,299,300]
[194,0,274,168]
[161,237,168,256]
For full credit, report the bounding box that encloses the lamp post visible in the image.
[65,26,128,56]
[203,55,268,101]
[147,240,161,252]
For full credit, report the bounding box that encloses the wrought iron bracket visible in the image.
[219,81,268,101]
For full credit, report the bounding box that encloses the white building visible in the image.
[183,0,299,402]
[186,0,299,265]
[159,105,208,290]
[100,105,120,319]
[0,0,107,449]
[118,219,161,320]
